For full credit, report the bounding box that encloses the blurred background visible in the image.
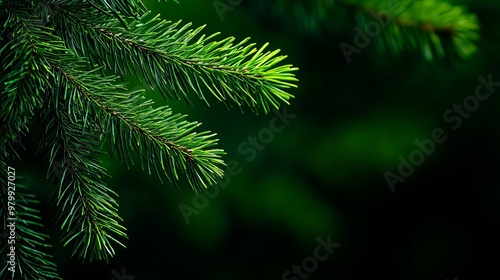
[15,0,500,279]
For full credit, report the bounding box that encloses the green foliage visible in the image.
[54,9,296,112]
[0,167,60,279]
[249,0,480,60]
[0,0,297,278]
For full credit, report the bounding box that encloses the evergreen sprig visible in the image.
[346,0,479,60]
[0,184,61,279]
[46,58,225,191]
[36,70,127,263]
[51,4,297,112]
[0,0,297,278]
[250,0,480,60]
[1,160,61,279]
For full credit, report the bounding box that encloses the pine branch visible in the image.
[1,0,299,273]
[0,8,51,141]
[48,58,225,191]
[50,5,298,113]
[36,87,127,262]
[0,161,61,279]
[249,0,480,60]
[346,0,479,60]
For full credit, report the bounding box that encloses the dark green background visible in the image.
[14,0,500,279]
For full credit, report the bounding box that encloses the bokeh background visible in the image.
[14,0,500,279]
